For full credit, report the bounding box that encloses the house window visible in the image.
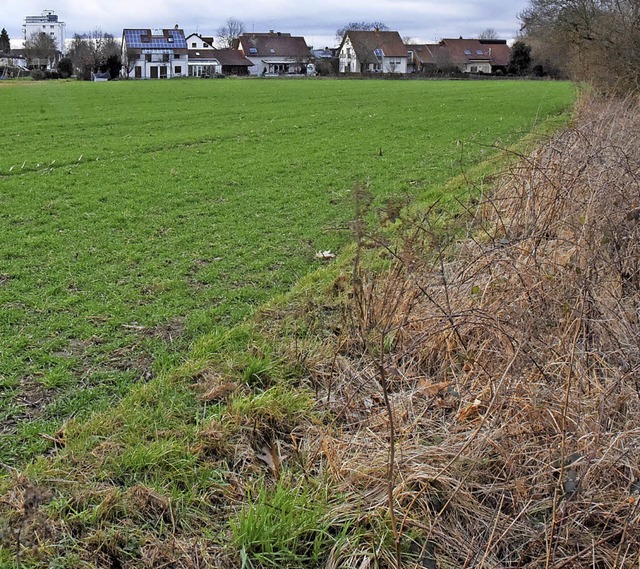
[175,65,182,74]
[145,54,151,62]
[470,65,478,72]
[135,66,142,78]
[174,54,180,59]
[249,47,257,54]
[163,54,170,62]
[192,42,196,47]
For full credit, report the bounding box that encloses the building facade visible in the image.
[23,10,66,55]
[121,28,188,79]
[338,30,408,74]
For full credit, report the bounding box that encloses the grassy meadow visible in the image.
[0,78,575,468]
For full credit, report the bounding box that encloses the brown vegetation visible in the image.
[278,95,640,567]
[521,0,640,93]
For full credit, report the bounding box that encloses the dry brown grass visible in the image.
[295,95,640,568]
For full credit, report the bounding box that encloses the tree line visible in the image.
[519,0,640,93]
[6,5,638,90]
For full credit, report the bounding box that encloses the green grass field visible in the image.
[0,78,575,466]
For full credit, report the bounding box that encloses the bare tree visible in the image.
[520,0,640,92]
[216,18,245,48]
[24,32,57,68]
[479,27,498,39]
[67,30,120,79]
[122,48,138,78]
[335,22,389,42]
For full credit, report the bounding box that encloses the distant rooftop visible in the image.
[25,10,61,23]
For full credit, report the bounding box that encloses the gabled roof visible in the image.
[214,48,254,67]
[185,33,215,47]
[237,32,310,59]
[342,30,408,60]
[440,38,511,67]
[406,44,442,65]
[122,28,187,50]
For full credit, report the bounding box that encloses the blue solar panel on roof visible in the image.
[124,28,186,49]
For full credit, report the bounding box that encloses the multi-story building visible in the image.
[121,27,188,79]
[23,10,66,55]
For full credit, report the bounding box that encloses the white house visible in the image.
[237,31,311,76]
[121,27,188,79]
[23,10,66,55]
[338,30,408,74]
[185,33,215,50]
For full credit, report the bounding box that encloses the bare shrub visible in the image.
[308,96,640,567]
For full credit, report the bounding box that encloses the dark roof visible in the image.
[343,30,408,60]
[214,48,254,67]
[187,50,219,61]
[406,44,441,65]
[440,38,511,67]
[186,48,253,66]
[238,32,310,59]
[122,28,187,50]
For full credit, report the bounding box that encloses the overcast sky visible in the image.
[3,0,530,49]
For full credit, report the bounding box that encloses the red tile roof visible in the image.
[344,30,408,60]
[440,38,511,67]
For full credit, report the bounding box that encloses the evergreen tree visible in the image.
[508,41,532,75]
[0,28,10,54]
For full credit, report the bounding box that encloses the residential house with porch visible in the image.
[338,30,408,74]
[187,48,253,76]
[236,31,311,76]
[185,32,253,76]
[121,27,188,79]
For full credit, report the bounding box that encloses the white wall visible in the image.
[185,35,214,50]
[126,55,187,79]
[23,11,66,54]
